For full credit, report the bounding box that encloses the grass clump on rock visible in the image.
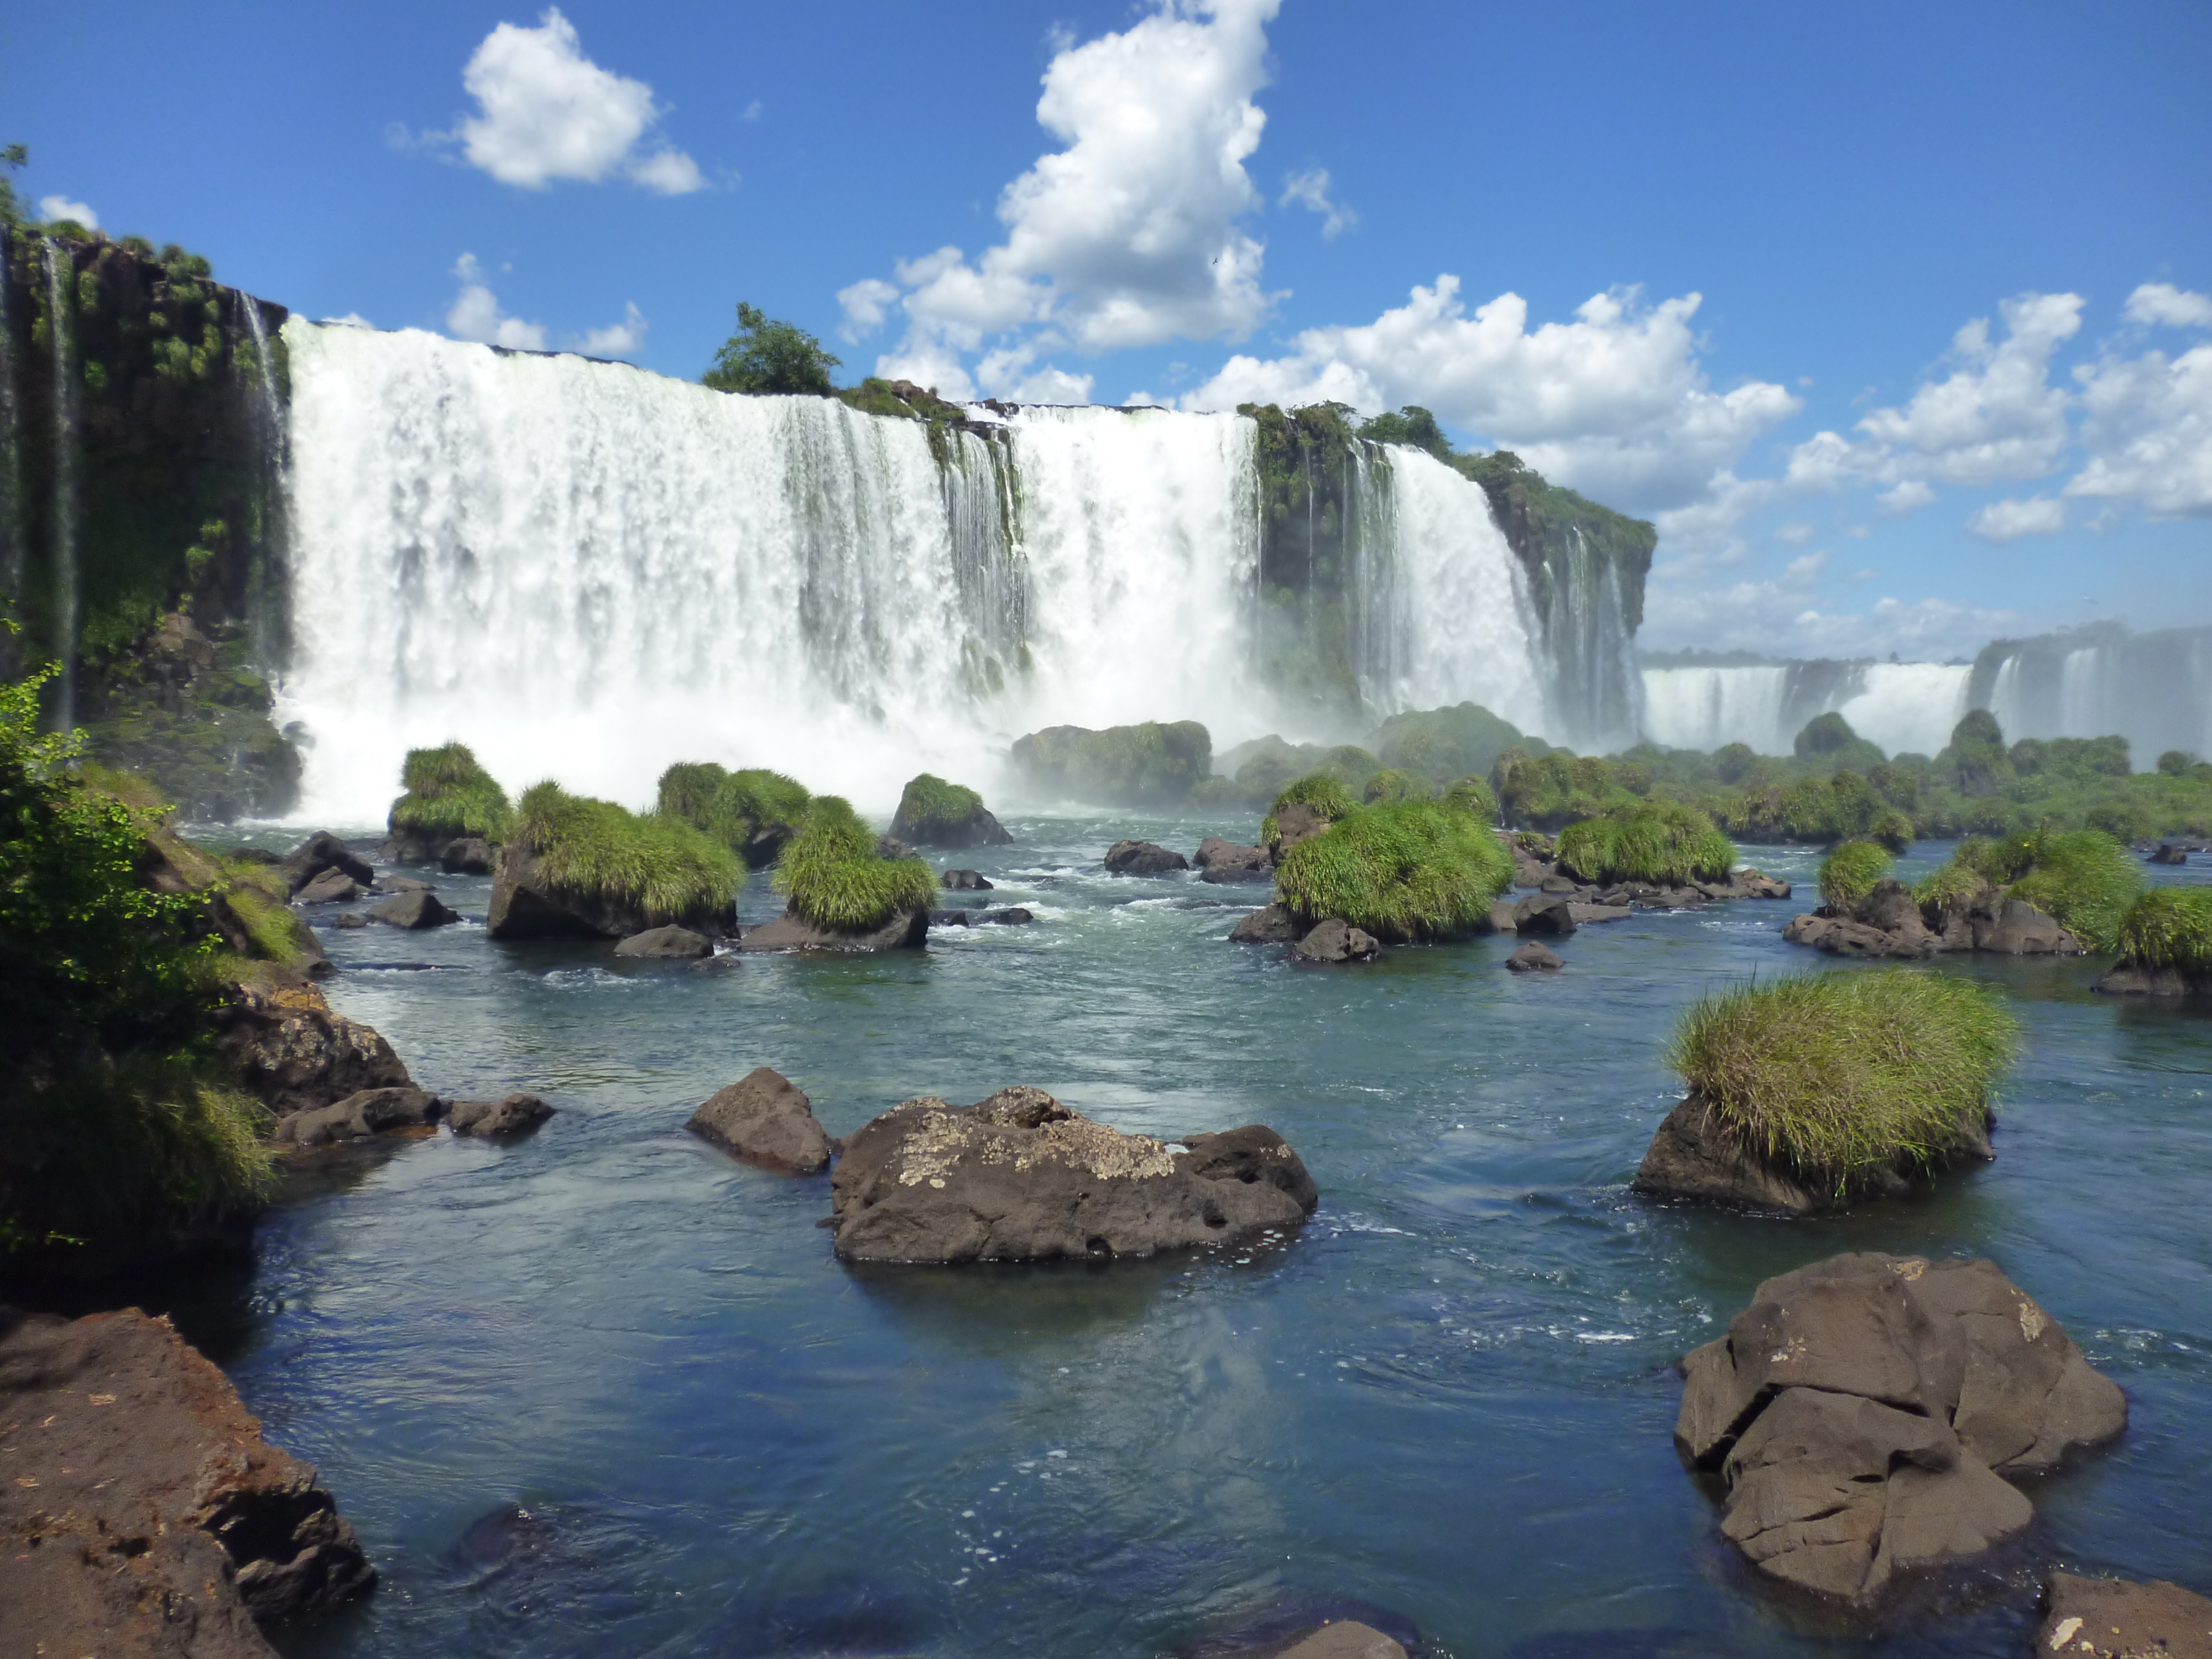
[389,742,511,841]
[1261,774,1356,846]
[1442,775,1499,823]
[1819,840,1893,914]
[1556,800,1735,886]
[887,773,1008,846]
[1666,969,2019,1197]
[775,796,939,930]
[514,782,740,922]
[2112,888,2212,980]
[656,762,811,866]
[1916,828,2142,951]
[1274,797,1514,940]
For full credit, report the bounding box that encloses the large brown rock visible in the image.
[1634,1089,1992,1214]
[688,1067,835,1173]
[271,1086,443,1147]
[2039,1571,2212,1658]
[215,978,411,1115]
[1674,1253,2126,1603]
[280,831,372,895]
[1511,893,1578,937]
[367,888,458,929]
[2095,962,2203,997]
[1105,839,1190,874]
[613,924,712,958]
[447,1093,555,1138]
[1265,801,1331,862]
[1229,902,1302,943]
[731,907,928,953]
[486,843,734,941]
[1293,919,1381,962]
[828,1088,1317,1262]
[1195,837,1272,883]
[0,1308,374,1657]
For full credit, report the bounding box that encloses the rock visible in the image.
[889,799,1011,849]
[1568,902,1634,925]
[281,831,373,895]
[2095,962,2201,997]
[1105,838,1190,874]
[2150,843,2190,866]
[374,874,434,893]
[0,1307,374,1655]
[1271,1622,1408,1659]
[447,1093,555,1138]
[1975,898,2085,955]
[875,833,914,861]
[732,907,929,952]
[1293,919,1382,962]
[2038,1572,2212,1658]
[1512,893,1578,937]
[688,1067,835,1173]
[368,889,459,930]
[486,843,733,941]
[613,924,712,958]
[1230,902,1303,943]
[1506,941,1563,972]
[328,911,368,928]
[977,906,1035,926]
[294,866,363,906]
[441,836,496,874]
[1735,870,1791,899]
[828,1089,1317,1262]
[379,828,444,865]
[272,1086,444,1147]
[1675,1252,2126,1603]
[931,909,972,926]
[941,869,994,890]
[215,978,412,1115]
[1266,801,1331,862]
[1195,837,1272,883]
[1539,873,1582,895]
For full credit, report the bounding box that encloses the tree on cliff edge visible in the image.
[703,302,842,396]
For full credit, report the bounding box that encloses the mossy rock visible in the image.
[1273,795,1515,941]
[1010,721,1211,806]
[888,773,1011,848]
[1556,801,1735,887]
[488,783,740,940]
[656,762,812,869]
[773,796,939,932]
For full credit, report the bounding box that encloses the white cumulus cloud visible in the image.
[38,195,97,229]
[2067,335,2212,518]
[1966,495,2065,543]
[577,301,647,359]
[1280,168,1355,238]
[447,254,549,349]
[836,278,901,343]
[455,8,703,194]
[2122,283,2212,330]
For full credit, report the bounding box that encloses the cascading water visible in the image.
[1975,624,2212,764]
[42,241,79,729]
[1638,660,1972,758]
[238,298,290,668]
[276,324,1601,818]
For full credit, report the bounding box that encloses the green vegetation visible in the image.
[1261,773,1357,848]
[1666,969,2020,1198]
[889,773,988,843]
[1442,775,1499,824]
[1819,840,1892,914]
[656,762,811,866]
[1555,800,1735,886]
[2113,888,2212,981]
[1912,828,2143,951]
[1369,701,1541,789]
[1361,767,1428,804]
[702,301,841,395]
[1493,747,1641,830]
[389,741,511,841]
[1010,721,1212,805]
[1793,712,1886,772]
[1273,796,1515,940]
[2,661,273,1256]
[0,143,26,232]
[774,796,938,930]
[513,782,740,921]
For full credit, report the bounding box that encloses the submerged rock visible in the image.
[216,978,413,1115]
[1293,919,1382,962]
[2095,961,2205,997]
[941,868,994,890]
[2038,1572,2212,1658]
[273,1086,444,1147]
[1105,838,1189,874]
[976,906,1036,926]
[447,1093,554,1138]
[688,1067,836,1173]
[368,888,459,929]
[732,908,929,952]
[2149,843,2191,866]
[1675,1252,2125,1604]
[1194,837,1272,883]
[1506,941,1563,973]
[1230,902,1302,943]
[828,1088,1317,1262]
[0,1307,375,1656]
[613,924,712,958]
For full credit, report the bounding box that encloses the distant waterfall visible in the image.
[1976,626,2212,764]
[278,324,1606,818]
[1640,661,1971,758]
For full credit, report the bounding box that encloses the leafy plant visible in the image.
[1274,798,1514,939]
[703,301,841,395]
[2114,888,2212,980]
[774,796,938,929]
[1819,840,1892,914]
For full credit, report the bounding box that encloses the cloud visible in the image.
[2123,283,2212,330]
[38,195,97,228]
[2066,335,2212,517]
[836,277,902,342]
[447,253,549,349]
[576,301,647,358]
[1642,570,2023,660]
[1875,479,1937,517]
[1186,276,1801,521]
[852,0,1281,398]
[1280,167,1355,238]
[1966,495,2065,543]
[318,312,374,329]
[454,8,703,194]
[1773,521,1814,546]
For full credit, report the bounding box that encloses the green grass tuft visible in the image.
[514,782,740,922]
[1819,840,1892,914]
[1555,800,1735,886]
[890,773,988,842]
[1261,773,1356,847]
[2113,886,2212,978]
[389,742,512,841]
[2004,829,2142,952]
[656,763,812,864]
[1273,798,1515,939]
[1912,858,1988,912]
[1666,968,2020,1196]
[1361,768,1430,804]
[1441,775,1499,824]
[774,796,940,930]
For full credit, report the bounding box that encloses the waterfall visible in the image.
[0,227,18,650]
[1639,660,1971,758]
[1976,625,2212,765]
[43,241,79,729]
[238,299,290,667]
[277,324,1605,818]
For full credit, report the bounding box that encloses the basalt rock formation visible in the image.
[215,977,412,1116]
[1785,877,2084,959]
[688,1067,836,1174]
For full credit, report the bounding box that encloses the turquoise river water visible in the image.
[164,822,2211,1658]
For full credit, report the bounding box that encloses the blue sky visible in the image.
[7,1,2209,661]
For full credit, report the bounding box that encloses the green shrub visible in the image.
[1819,841,1892,914]
[1556,801,1735,885]
[2114,888,2212,979]
[1441,775,1499,824]
[1868,808,1916,852]
[389,742,512,841]
[1912,858,1988,914]
[1361,768,1429,804]
[1665,969,2019,1196]
[2157,749,2197,777]
[889,773,987,843]
[1493,749,1639,829]
[1274,798,1515,939]
[1261,773,1357,846]
[656,763,811,865]
[2004,830,2143,952]
[514,782,739,921]
[1367,701,1536,785]
[774,796,938,929]
[1010,721,1211,805]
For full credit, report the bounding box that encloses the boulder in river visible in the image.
[216,978,413,1115]
[448,1093,555,1138]
[487,843,732,941]
[1511,893,1577,937]
[281,831,374,895]
[1265,800,1332,863]
[613,924,713,958]
[1293,919,1382,962]
[976,906,1036,926]
[888,773,1014,848]
[1506,941,1563,972]
[441,836,496,874]
[941,868,994,890]
[0,1307,375,1655]
[1106,839,1190,874]
[1195,837,1272,883]
[2038,1572,2212,1657]
[272,1086,444,1147]
[1675,1251,2126,1604]
[1790,875,2083,959]
[294,866,364,905]
[688,1067,836,1173]
[1230,902,1302,943]
[733,907,929,952]
[828,1088,1317,1262]
[2149,843,2190,866]
[368,888,458,929]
